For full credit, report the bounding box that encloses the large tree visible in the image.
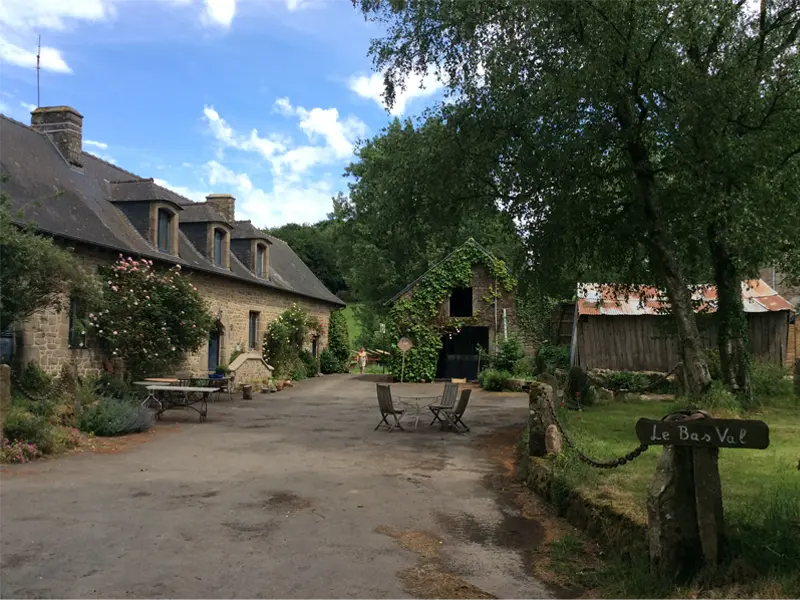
[267,219,347,296]
[336,115,524,309]
[354,0,800,398]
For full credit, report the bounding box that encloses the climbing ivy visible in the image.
[387,239,516,382]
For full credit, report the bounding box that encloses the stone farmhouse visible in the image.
[0,106,344,384]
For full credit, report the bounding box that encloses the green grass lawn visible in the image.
[341,303,362,349]
[548,397,800,597]
[556,399,800,523]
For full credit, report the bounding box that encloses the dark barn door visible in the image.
[436,326,489,380]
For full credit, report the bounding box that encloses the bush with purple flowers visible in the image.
[0,439,42,463]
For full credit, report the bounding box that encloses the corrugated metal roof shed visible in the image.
[577,279,795,316]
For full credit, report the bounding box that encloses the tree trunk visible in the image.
[617,98,712,398]
[708,223,752,404]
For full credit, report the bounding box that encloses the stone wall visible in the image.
[178,271,333,375]
[229,353,273,387]
[18,249,107,377]
[425,264,529,353]
[17,245,337,379]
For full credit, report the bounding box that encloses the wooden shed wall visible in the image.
[576,312,789,372]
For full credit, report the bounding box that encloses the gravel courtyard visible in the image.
[0,374,555,599]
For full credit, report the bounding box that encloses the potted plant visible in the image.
[211,364,230,379]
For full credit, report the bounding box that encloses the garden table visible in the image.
[397,396,439,430]
[179,376,233,401]
[142,385,219,422]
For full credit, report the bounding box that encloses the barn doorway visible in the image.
[436,326,489,380]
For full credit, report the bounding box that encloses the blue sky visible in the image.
[0,0,445,226]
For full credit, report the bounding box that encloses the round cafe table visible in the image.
[397,396,438,430]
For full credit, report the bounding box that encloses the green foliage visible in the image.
[603,371,651,392]
[512,356,537,379]
[386,239,517,382]
[214,364,231,375]
[0,188,97,331]
[267,220,347,294]
[535,344,571,375]
[751,360,794,404]
[478,368,513,392]
[705,349,723,381]
[327,309,350,370]
[3,406,56,453]
[319,348,341,375]
[695,380,742,413]
[91,372,131,400]
[18,361,55,396]
[299,350,318,378]
[77,396,151,437]
[89,257,213,380]
[494,337,525,372]
[229,346,245,364]
[262,304,316,379]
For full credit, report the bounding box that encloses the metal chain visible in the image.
[10,372,57,404]
[545,397,650,469]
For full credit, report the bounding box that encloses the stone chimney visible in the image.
[31,106,84,167]
[206,194,235,222]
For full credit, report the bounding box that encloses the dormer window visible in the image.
[157,208,172,253]
[255,243,266,278]
[213,228,225,266]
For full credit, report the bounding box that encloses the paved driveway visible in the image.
[0,374,552,599]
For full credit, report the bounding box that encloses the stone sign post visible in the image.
[637,410,769,580]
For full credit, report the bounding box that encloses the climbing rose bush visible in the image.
[89,256,213,379]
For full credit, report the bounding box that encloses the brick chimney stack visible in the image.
[31,106,84,167]
[206,194,236,222]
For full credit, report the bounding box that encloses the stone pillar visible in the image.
[0,364,11,438]
[205,194,236,223]
[31,106,84,167]
[528,382,555,457]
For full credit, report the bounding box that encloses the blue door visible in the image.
[208,332,220,371]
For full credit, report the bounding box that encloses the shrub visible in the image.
[2,406,57,453]
[78,397,151,437]
[695,380,741,413]
[494,337,525,372]
[750,360,792,403]
[319,348,340,374]
[0,439,42,463]
[566,366,594,407]
[91,372,131,400]
[328,309,350,367]
[263,304,316,379]
[89,256,214,380]
[18,361,54,396]
[705,348,722,380]
[513,356,537,379]
[535,343,571,374]
[479,368,513,391]
[603,370,650,392]
[300,350,318,378]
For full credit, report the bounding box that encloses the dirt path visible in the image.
[1,375,565,599]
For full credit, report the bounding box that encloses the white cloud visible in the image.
[0,0,113,31]
[201,0,235,28]
[349,70,444,115]
[204,99,365,175]
[20,101,37,112]
[84,139,109,150]
[0,39,72,73]
[153,177,208,204]
[203,161,334,226]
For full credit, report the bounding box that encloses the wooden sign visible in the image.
[397,337,414,353]
[635,418,769,449]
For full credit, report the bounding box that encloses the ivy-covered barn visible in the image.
[385,239,522,382]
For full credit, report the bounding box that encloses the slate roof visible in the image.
[0,114,344,307]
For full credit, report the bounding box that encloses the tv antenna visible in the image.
[36,35,41,107]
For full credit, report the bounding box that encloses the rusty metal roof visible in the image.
[577,280,795,316]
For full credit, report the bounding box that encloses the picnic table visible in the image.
[140,385,219,422]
